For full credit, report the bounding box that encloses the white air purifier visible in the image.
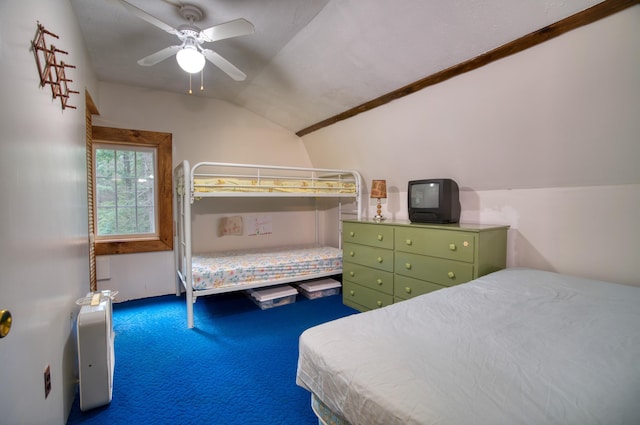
[77,291,115,411]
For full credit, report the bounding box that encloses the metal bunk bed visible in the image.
[173,160,362,328]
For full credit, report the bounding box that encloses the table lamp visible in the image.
[371,180,387,222]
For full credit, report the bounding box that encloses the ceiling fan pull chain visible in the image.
[189,72,192,95]
[200,69,204,91]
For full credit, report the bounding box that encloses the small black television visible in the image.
[408,179,461,224]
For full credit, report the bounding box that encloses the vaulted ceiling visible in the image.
[70,0,608,134]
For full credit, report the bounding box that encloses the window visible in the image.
[92,126,172,255]
[95,144,157,238]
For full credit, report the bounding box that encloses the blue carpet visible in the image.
[66,290,357,425]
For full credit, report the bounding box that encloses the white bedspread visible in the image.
[296,268,640,425]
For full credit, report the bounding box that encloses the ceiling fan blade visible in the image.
[117,0,178,34]
[202,49,247,81]
[137,45,181,66]
[201,18,255,43]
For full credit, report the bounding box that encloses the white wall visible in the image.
[93,83,316,300]
[0,0,97,423]
[302,7,640,286]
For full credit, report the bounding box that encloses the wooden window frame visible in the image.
[92,126,173,255]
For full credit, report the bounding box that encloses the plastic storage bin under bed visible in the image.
[246,285,298,310]
[298,278,342,299]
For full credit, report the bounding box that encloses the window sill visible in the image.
[95,238,172,255]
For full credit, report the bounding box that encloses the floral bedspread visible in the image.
[191,245,342,290]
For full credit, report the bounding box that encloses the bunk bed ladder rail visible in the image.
[338,169,362,249]
[174,160,196,328]
[311,168,362,249]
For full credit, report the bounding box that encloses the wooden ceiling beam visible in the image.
[296,0,639,137]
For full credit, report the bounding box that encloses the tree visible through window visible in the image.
[95,144,157,238]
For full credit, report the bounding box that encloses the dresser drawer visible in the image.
[394,275,447,300]
[343,221,394,249]
[343,242,393,272]
[343,281,393,311]
[343,262,394,294]
[395,252,473,286]
[395,227,475,263]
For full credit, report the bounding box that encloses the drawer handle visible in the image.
[405,287,412,294]
[349,251,355,257]
[377,257,383,263]
[349,271,355,277]
[448,271,456,279]
[376,278,383,286]
[405,239,412,246]
[449,243,457,251]
[405,263,412,270]
[349,231,355,237]
[377,301,383,307]
[377,234,383,241]
[350,290,355,296]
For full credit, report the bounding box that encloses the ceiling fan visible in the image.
[117,0,255,81]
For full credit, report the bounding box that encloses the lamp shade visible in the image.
[176,46,205,74]
[370,180,387,199]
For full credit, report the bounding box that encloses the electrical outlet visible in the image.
[44,365,51,399]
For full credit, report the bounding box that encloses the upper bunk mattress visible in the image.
[192,245,342,291]
[193,177,356,195]
[296,268,640,425]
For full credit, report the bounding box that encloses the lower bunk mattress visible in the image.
[191,244,342,291]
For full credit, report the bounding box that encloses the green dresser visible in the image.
[342,220,509,312]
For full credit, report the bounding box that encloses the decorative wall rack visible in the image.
[32,22,79,110]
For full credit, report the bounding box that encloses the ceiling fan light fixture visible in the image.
[176,46,205,74]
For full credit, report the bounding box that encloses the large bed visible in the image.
[296,268,640,425]
[174,160,362,328]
